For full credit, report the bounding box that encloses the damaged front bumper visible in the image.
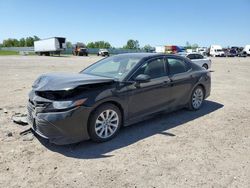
[27,99,92,145]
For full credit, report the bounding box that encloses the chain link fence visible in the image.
[0,47,146,55]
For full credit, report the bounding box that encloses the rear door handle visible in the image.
[169,79,174,87]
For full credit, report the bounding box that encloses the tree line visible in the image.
[0,37,154,51]
[0,36,199,51]
[0,36,40,47]
[67,39,153,51]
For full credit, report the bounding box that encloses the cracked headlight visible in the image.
[52,98,87,109]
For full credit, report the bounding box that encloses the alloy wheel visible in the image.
[192,88,204,109]
[95,109,119,139]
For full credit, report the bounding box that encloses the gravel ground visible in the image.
[0,55,250,188]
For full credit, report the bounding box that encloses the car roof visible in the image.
[113,52,183,59]
[179,52,205,56]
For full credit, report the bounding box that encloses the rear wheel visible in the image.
[88,104,121,142]
[202,64,208,69]
[188,86,204,110]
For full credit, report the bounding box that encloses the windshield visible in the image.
[81,55,143,80]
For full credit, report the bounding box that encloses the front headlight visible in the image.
[52,98,87,109]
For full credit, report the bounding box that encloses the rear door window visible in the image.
[195,54,204,59]
[131,57,166,80]
[187,54,196,60]
[167,58,188,75]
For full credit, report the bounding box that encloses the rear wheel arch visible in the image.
[188,82,206,102]
[188,85,205,110]
[202,63,208,69]
[196,83,206,98]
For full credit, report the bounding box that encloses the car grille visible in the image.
[28,99,51,118]
[27,103,34,124]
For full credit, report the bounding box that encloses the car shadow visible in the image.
[38,100,223,159]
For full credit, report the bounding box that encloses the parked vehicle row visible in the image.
[207,45,249,57]
[34,37,249,59]
[72,47,110,57]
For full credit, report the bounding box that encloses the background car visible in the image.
[72,43,88,56]
[238,51,247,57]
[77,48,88,56]
[97,49,109,56]
[225,49,238,57]
[28,53,211,145]
[179,52,211,69]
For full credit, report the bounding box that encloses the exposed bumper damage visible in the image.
[27,100,92,145]
[27,72,114,145]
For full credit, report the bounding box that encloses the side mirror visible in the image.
[135,74,151,83]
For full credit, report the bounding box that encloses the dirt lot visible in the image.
[0,55,250,188]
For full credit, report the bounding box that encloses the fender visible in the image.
[188,74,210,101]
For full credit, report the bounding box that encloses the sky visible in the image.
[0,0,250,47]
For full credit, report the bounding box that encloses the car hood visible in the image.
[32,73,114,91]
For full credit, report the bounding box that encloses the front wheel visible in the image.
[88,104,121,142]
[188,86,204,110]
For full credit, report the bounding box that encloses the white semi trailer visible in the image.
[34,37,66,56]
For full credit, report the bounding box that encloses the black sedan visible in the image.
[27,53,211,145]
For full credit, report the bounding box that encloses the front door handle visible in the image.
[161,79,172,87]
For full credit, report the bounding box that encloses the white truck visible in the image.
[209,45,225,57]
[196,47,208,56]
[155,46,165,53]
[34,37,66,56]
[243,45,250,55]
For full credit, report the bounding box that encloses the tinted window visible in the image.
[187,54,196,59]
[167,58,187,74]
[131,58,166,80]
[195,54,204,59]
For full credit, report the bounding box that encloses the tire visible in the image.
[202,64,208,69]
[88,103,122,142]
[188,86,204,111]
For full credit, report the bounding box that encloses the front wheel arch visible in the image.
[87,101,124,134]
[87,102,123,142]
